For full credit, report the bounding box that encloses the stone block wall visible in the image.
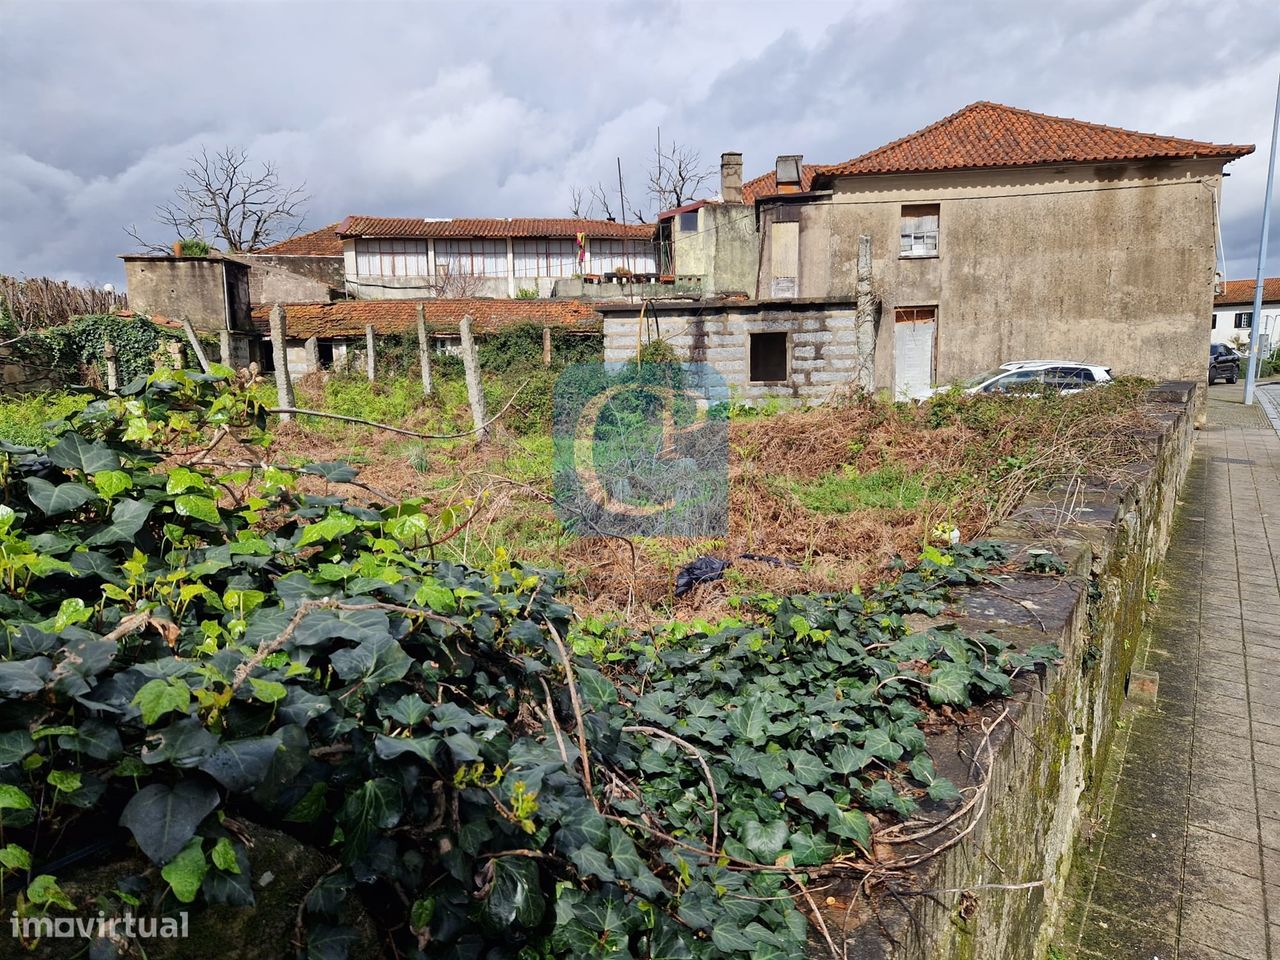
[818,382,1197,959]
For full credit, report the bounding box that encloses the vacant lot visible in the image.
[251,369,1161,623]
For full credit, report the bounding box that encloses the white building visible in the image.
[1212,277,1280,355]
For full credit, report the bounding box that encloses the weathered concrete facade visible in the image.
[756,159,1225,394]
[120,256,252,333]
[659,202,759,295]
[600,298,874,400]
[234,253,341,304]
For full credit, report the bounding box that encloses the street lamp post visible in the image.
[1244,70,1280,405]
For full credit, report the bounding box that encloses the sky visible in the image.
[1,0,1279,290]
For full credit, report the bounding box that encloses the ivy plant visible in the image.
[0,369,1058,959]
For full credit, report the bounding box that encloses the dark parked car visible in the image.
[1209,344,1241,384]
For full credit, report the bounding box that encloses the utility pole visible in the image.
[617,157,627,225]
[1245,70,1280,405]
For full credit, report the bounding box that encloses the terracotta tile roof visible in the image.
[1216,277,1280,307]
[256,223,344,257]
[740,165,820,203]
[336,216,654,241]
[817,102,1254,179]
[249,297,605,339]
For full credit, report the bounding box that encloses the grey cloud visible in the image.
[0,0,1277,287]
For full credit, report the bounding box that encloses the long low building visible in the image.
[249,297,605,377]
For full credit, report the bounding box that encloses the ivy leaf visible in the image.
[118,780,220,865]
[132,676,191,725]
[726,697,769,743]
[161,838,208,903]
[339,779,402,859]
[0,658,51,695]
[249,677,288,703]
[211,837,240,873]
[0,730,34,766]
[828,743,871,775]
[788,750,828,786]
[302,462,359,483]
[0,785,34,811]
[576,668,617,712]
[306,924,359,960]
[926,663,972,705]
[480,857,545,930]
[741,819,788,863]
[92,469,133,499]
[24,477,97,516]
[48,432,120,474]
[48,769,82,793]
[175,494,222,525]
[860,727,905,762]
[297,511,359,548]
[381,693,430,726]
[200,736,282,791]
[330,636,411,690]
[166,467,209,494]
[711,923,755,952]
[927,777,961,802]
[26,874,75,910]
[414,581,456,613]
[0,843,31,870]
[86,498,154,546]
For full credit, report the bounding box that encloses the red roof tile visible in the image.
[1216,277,1280,307]
[337,216,653,240]
[256,223,344,257]
[740,165,820,203]
[249,297,605,339]
[817,102,1254,179]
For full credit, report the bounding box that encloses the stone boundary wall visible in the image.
[818,381,1198,959]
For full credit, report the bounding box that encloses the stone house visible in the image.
[605,101,1254,400]
[1212,277,1280,354]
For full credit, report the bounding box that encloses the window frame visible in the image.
[899,203,940,260]
[436,239,508,279]
[1235,311,1254,329]
[749,331,789,383]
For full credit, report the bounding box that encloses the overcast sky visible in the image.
[2,0,1279,289]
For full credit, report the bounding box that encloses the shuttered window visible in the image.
[354,239,430,276]
[900,204,940,258]
[437,240,508,278]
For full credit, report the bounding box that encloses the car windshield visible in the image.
[960,367,1009,389]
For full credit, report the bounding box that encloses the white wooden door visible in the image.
[895,314,935,400]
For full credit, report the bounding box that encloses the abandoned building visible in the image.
[606,101,1254,399]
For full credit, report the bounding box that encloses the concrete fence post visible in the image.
[304,336,320,375]
[180,319,211,372]
[459,314,488,442]
[219,329,233,368]
[854,234,875,389]
[365,325,376,382]
[166,340,185,369]
[542,326,552,367]
[416,303,433,398]
[102,340,120,393]
[268,303,295,421]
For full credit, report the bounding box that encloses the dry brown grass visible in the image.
[250,378,1160,626]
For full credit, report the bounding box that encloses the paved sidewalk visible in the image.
[1058,385,1280,960]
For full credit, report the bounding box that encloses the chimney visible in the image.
[720,152,743,204]
[776,155,804,193]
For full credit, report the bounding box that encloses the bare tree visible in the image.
[126,146,310,253]
[648,140,713,213]
[569,186,588,218]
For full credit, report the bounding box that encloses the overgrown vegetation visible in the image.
[0,371,1059,958]
[8,314,181,388]
[0,277,127,333]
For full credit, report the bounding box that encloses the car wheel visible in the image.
[1209,374,1216,384]
[1229,372,1238,384]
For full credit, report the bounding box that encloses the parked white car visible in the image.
[936,361,1113,396]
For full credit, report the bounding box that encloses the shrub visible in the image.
[0,391,89,447]
[178,238,211,256]
[15,314,178,386]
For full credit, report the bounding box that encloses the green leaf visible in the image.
[48,432,120,474]
[481,857,545,929]
[726,697,769,743]
[48,770,82,793]
[132,676,191,725]
[118,780,220,865]
[410,897,435,933]
[741,819,788,863]
[249,677,288,703]
[26,874,75,910]
[92,469,133,499]
[175,494,222,525]
[711,922,755,952]
[788,750,827,786]
[414,581,456,613]
[0,730,34,766]
[297,510,359,548]
[0,658,51,695]
[576,668,617,712]
[339,779,402,858]
[285,783,328,823]
[0,843,31,870]
[24,477,97,516]
[860,727,905,762]
[0,785,34,811]
[829,743,871,775]
[381,693,430,726]
[927,663,972,705]
[927,777,961,802]
[166,467,209,494]
[211,837,240,873]
[161,838,208,903]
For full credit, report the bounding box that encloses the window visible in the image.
[513,239,576,278]
[983,369,1042,394]
[770,220,799,298]
[750,332,788,382]
[591,240,658,275]
[354,239,430,277]
[1212,314,1218,329]
[900,204,940,258]
[317,341,334,369]
[436,239,507,278]
[678,210,699,232]
[1235,311,1254,329]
